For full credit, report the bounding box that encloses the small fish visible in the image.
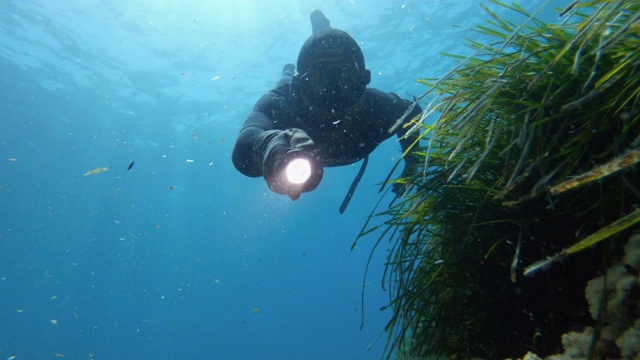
[83,167,109,176]
[127,161,135,171]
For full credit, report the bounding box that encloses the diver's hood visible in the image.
[294,29,371,111]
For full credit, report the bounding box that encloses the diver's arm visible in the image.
[232,110,274,177]
[233,61,304,178]
[232,107,318,199]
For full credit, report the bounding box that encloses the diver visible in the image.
[232,10,422,212]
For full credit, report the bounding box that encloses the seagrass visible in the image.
[356,0,640,358]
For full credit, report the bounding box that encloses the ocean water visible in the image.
[0,1,561,359]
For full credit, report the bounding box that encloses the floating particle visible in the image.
[127,161,135,171]
[50,319,58,325]
[214,278,220,284]
[7,158,17,162]
[210,75,220,81]
[186,159,194,163]
[169,186,175,191]
[252,307,260,314]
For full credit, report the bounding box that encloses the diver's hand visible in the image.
[253,128,319,199]
[392,159,417,197]
[392,181,404,196]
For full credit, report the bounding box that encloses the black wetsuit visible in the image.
[232,78,422,178]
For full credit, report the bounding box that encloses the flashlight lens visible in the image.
[286,158,312,184]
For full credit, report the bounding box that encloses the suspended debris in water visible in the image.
[127,161,135,171]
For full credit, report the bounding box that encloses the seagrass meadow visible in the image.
[355,0,640,359]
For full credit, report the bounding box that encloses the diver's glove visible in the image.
[253,128,322,200]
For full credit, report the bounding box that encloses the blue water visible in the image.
[1,1,561,359]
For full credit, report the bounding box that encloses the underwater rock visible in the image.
[586,233,640,354]
[544,328,594,360]
[527,233,640,360]
[520,351,544,360]
[616,318,640,360]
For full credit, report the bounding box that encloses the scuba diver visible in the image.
[232,10,422,212]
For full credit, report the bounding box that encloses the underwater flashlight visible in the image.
[286,157,312,184]
[281,149,323,194]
